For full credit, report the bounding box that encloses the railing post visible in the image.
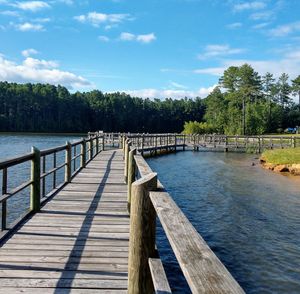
[155,135,158,155]
[141,134,145,156]
[292,136,296,148]
[225,135,228,152]
[89,138,93,159]
[81,139,86,168]
[174,134,177,152]
[2,168,7,230]
[102,134,105,151]
[183,134,186,151]
[96,133,99,155]
[65,141,72,183]
[127,148,137,213]
[124,140,131,183]
[30,146,41,212]
[128,172,157,294]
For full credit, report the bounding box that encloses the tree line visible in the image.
[0,82,205,133]
[0,63,299,135]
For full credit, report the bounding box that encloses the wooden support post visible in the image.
[127,148,137,213]
[65,142,72,183]
[174,134,177,152]
[141,134,145,156]
[81,139,86,168]
[124,141,131,183]
[102,135,105,151]
[292,136,296,148]
[53,152,57,189]
[96,133,99,154]
[2,168,7,230]
[42,156,46,197]
[128,172,158,294]
[122,135,126,152]
[183,134,186,151]
[30,146,41,212]
[89,138,93,159]
[155,135,158,155]
[258,136,261,153]
[224,136,228,152]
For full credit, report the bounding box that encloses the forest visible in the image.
[0,63,299,135]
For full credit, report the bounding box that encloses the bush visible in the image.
[182,121,216,134]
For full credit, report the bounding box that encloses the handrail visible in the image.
[125,139,245,293]
[0,131,120,238]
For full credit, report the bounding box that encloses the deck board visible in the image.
[0,149,129,293]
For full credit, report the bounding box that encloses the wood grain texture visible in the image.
[150,191,245,294]
[149,258,172,294]
[0,149,129,293]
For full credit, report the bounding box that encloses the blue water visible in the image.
[148,151,300,294]
[0,133,84,225]
[1,135,300,293]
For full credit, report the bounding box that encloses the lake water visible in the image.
[1,134,300,293]
[147,151,300,294]
[0,133,84,225]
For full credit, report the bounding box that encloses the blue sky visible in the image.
[0,0,300,99]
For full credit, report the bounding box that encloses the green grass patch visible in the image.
[261,147,300,165]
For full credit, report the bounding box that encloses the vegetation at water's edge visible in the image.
[0,63,300,134]
[261,148,300,165]
[184,64,300,135]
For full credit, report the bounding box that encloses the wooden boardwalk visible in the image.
[0,149,129,293]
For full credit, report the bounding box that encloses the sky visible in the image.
[0,0,300,99]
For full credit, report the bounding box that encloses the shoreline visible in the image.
[260,160,300,175]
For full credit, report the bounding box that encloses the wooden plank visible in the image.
[3,288,127,294]
[150,191,245,294]
[149,258,172,294]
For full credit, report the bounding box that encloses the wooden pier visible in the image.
[0,132,253,293]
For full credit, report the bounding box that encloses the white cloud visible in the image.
[169,81,187,89]
[269,21,300,37]
[121,84,217,99]
[15,22,44,31]
[233,1,266,12]
[252,22,270,29]
[136,33,156,43]
[98,35,110,42]
[120,32,156,43]
[22,48,39,57]
[120,32,135,41]
[194,67,226,76]
[0,10,20,16]
[227,22,242,29]
[23,57,58,68]
[13,1,50,12]
[0,55,91,89]
[197,44,245,60]
[194,48,300,80]
[250,10,273,20]
[74,12,131,27]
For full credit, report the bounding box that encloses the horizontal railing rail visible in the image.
[124,138,245,294]
[0,131,122,240]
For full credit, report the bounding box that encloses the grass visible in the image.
[261,147,300,165]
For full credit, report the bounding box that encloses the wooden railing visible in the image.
[0,131,120,240]
[191,134,299,152]
[124,138,244,294]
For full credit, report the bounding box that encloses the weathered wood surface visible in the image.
[150,191,245,294]
[148,258,172,294]
[0,150,129,293]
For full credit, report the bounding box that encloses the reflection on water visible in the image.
[148,151,300,294]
